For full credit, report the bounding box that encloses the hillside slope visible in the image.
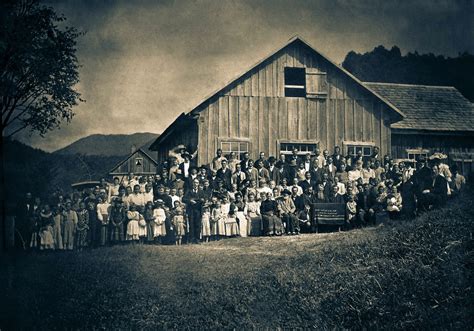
[1,192,472,329]
[54,132,159,156]
[3,139,123,208]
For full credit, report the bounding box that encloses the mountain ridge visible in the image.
[54,132,160,157]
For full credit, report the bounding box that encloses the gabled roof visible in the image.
[150,36,406,151]
[190,36,405,118]
[109,148,158,174]
[364,82,474,132]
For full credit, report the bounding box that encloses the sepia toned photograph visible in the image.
[1,0,473,329]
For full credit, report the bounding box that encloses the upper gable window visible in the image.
[284,67,306,97]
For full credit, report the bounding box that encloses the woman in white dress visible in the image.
[234,193,248,237]
[52,206,63,250]
[38,204,55,250]
[246,192,262,236]
[222,197,239,237]
[211,200,225,240]
[63,202,78,250]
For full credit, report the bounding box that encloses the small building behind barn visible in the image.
[365,83,474,175]
[109,146,158,180]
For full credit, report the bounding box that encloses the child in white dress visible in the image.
[153,200,167,244]
[201,204,211,242]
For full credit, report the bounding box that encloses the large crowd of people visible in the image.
[14,145,467,250]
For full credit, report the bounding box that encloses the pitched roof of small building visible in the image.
[109,148,158,175]
[364,82,474,132]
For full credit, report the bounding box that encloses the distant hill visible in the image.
[54,132,160,157]
[3,139,124,209]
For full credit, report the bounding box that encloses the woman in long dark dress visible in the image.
[76,202,89,250]
[87,200,99,247]
[109,199,126,244]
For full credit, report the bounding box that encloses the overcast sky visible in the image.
[18,0,474,151]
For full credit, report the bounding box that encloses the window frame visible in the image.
[218,138,251,160]
[343,141,375,158]
[406,148,429,161]
[278,139,320,156]
[284,67,306,98]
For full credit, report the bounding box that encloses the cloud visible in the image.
[18,0,473,151]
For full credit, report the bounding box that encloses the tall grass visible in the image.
[1,192,473,329]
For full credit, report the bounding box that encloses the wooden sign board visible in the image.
[311,203,346,226]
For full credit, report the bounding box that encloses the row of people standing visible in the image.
[14,145,467,249]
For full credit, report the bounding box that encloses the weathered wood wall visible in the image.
[391,132,474,158]
[156,120,198,164]
[196,41,394,165]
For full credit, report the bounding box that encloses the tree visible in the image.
[0,0,83,250]
[0,0,83,138]
[342,45,474,102]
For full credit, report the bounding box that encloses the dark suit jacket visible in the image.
[267,166,281,184]
[332,154,343,170]
[298,180,315,193]
[310,167,323,183]
[240,159,250,172]
[217,168,233,190]
[291,195,306,211]
[322,164,337,180]
[327,194,344,203]
[432,175,448,202]
[183,189,206,211]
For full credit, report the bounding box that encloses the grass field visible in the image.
[1,192,473,330]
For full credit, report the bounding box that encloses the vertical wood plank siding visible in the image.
[159,42,394,166]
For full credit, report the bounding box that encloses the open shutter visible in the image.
[306,68,328,99]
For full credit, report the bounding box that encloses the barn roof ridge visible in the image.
[109,147,159,175]
[363,82,457,89]
[188,35,405,118]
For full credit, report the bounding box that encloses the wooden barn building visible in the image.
[364,83,474,175]
[149,36,474,174]
[109,147,158,179]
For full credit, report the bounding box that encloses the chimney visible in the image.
[131,144,137,154]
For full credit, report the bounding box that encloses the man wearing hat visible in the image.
[169,144,197,164]
[278,189,299,235]
[179,152,193,178]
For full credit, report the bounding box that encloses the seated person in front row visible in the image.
[278,189,299,235]
[260,192,282,236]
[327,185,345,203]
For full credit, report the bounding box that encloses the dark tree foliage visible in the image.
[0,0,83,138]
[342,46,474,102]
[3,139,123,209]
